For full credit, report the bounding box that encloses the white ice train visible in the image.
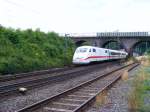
[72,46,128,64]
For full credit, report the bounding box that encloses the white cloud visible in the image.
[0,0,150,33]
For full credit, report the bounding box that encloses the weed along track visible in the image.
[16,63,139,112]
[0,62,115,96]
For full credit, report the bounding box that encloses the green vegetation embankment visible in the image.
[0,26,75,75]
[128,56,150,112]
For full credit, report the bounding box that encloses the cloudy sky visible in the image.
[0,0,150,33]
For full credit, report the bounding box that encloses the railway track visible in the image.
[16,63,139,112]
[0,61,123,83]
[0,66,75,82]
[0,62,116,96]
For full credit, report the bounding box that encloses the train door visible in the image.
[108,50,112,60]
[105,50,109,61]
[92,48,97,61]
[87,48,92,62]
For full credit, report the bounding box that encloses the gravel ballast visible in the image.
[0,63,120,112]
[86,65,140,112]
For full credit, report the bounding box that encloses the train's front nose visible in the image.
[72,54,89,64]
[72,47,90,64]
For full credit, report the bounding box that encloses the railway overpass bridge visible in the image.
[69,32,150,56]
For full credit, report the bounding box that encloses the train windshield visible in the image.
[76,48,88,53]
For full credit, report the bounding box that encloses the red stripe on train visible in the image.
[85,56,119,60]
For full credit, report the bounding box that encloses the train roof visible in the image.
[77,46,127,54]
[77,46,106,49]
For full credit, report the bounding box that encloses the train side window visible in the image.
[105,50,107,53]
[93,49,96,52]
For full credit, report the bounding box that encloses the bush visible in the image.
[0,26,75,75]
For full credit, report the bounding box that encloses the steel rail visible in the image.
[73,63,139,112]
[0,66,75,82]
[0,61,121,82]
[0,62,113,96]
[16,63,139,112]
